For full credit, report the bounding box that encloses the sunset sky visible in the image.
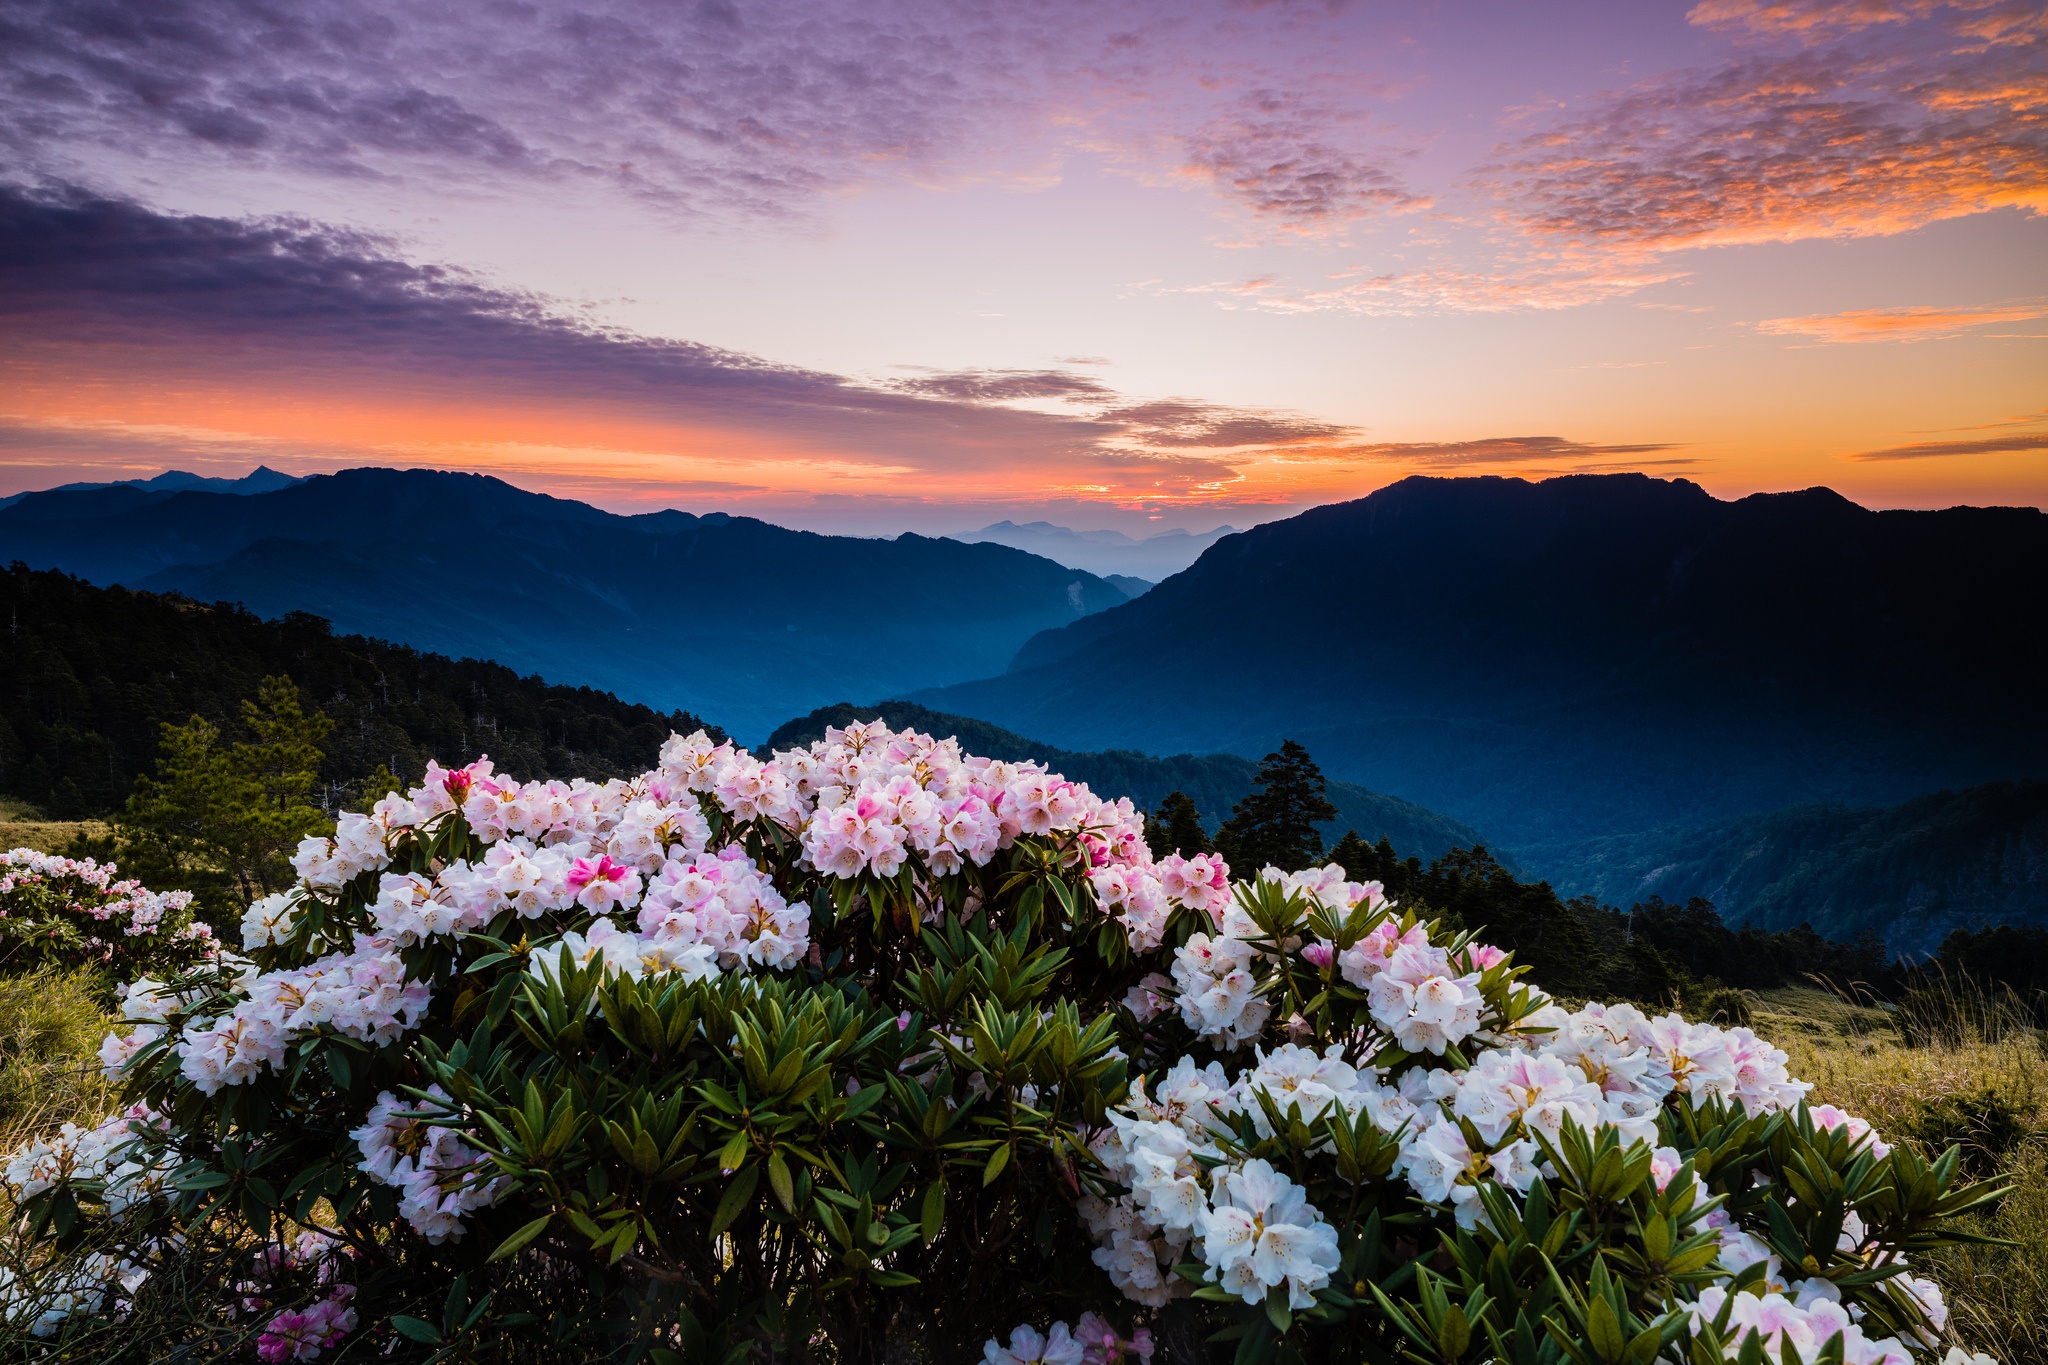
[2,0,2043,533]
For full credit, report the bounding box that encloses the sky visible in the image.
[0,0,2043,534]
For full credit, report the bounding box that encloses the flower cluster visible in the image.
[1083,1046,1385,1307]
[1,1103,172,1217]
[1077,872,1943,1363]
[1689,1282,1911,1365]
[0,722,1988,1361]
[0,847,213,978]
[256,1286,358,1363]
[173,940,430,1095]
[351,1088,502,1242]
[983,1313,1155,1365]
[0,1252,146,1338]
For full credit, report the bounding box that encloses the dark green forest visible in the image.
[0,563,718,816]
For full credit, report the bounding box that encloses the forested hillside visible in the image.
[0,467,1130,739]
[0,564,717,816]
[1534,780,2048,954]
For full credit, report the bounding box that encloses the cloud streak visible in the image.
[0,0,1429,234]
[1754,299,2048,342]
[1850,432,2048,459]
[1349,436,1687,466]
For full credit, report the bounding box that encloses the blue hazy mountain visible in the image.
[0,467,1131,741]
[1532,781,2048,954]
[0,464,302,510]
[765,701,1489,863]
[952,520,1239,580]
[911,474,2048,849]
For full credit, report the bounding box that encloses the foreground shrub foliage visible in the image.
[1,725,2011,1362]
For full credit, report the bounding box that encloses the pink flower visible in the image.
[256,1286,356,1361]
[1076,1312,1154,1365]
[566,855,641,913]
[1301,941,1335,970]
[1466,943,1508,971]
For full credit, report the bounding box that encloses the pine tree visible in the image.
[1215,739,1337,873]
[1146,790,1211,856]
[116,676,335,921]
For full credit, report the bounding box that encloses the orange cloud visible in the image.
[1755,299,2048,342]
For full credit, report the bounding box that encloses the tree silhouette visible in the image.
[1146,789,1212,856]
[1215,739,1337,873]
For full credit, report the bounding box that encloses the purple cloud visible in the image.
[1850,433,2048,459]
[0,0,1427,229]
[1479,1,2046,253]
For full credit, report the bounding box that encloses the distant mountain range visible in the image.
[0,467,1132,741]
[0,464,302,510]
[766,702,1489,863]
[912,474,2048,849]
[1532,780,2048,955]
[951,520,1240,581]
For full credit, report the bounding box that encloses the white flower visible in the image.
[1171,932,1270,1047]
[983,1322,1085,1365]
[240,892,299,949]
[1197,1159,1341,1309]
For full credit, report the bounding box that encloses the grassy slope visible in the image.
[0,797,105,856]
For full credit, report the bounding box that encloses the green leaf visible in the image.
[920,1179,946,1243]
[1587,1296,1626,1365]
[711,1165,762,1238]
[768,1150,796,1214]
[982,1142,1013,1187]
[488,1213,553,1263]
[718,1130,750,1174]
[392,1316,443,1344]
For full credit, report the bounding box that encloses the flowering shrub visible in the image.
[0,725,2007,1362]
[0,849,216,982]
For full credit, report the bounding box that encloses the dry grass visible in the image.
[1758,986,2048,1365]
[0,968,116,1150]
[0,797,109,857]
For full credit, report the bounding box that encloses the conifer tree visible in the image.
[116,676,334,920]
[1215,739,1337,873]
[1146,790,1211,856]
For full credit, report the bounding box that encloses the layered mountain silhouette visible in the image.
[0,467,1131,740]
[951,520,1238,580]
[767,701,1488,863]
[911,474,2048,848]
[0,464,301,510]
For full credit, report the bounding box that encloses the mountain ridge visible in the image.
[912,473,2048,847]
[1530,780,2048,954]
[0,466,1133,741]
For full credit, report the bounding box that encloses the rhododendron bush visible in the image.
[0,848,217,981]
[1,725,2007,1362]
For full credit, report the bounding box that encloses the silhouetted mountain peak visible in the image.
[917,473,2047,847]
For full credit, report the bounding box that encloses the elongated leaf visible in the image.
[711,1165,762,1238]
[488,1214,553,1263]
